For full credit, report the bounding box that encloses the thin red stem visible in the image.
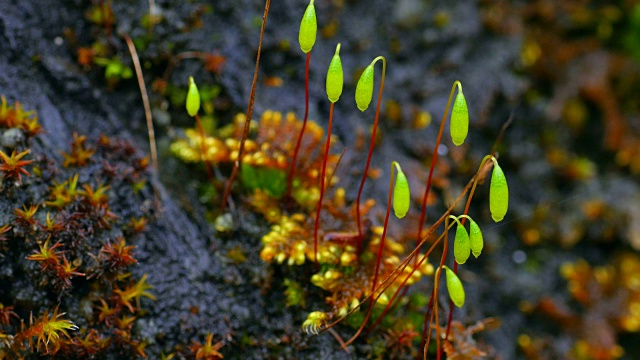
[368,81,460,333]
[314,102,335,262]
[356,57,386,255]
[422,219,449,360]
[441,119,512,343]
[342,161,397,349]
[322,170,482,333]
[195,114,217,191]
[442,156,495,342]
[370,163,396,296]
[287,52,312,199]
[221,0,271,213]
[414,81,460,267]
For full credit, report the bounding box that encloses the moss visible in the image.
[0,96,158,358]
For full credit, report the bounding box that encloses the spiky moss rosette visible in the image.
[0,97,161,358]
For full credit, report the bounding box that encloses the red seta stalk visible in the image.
[287,52,312,199]
[194,114,217,192]
[442,117,512,342]
[313,102,335,262]
[367,81,462,335]
[414,81,462,266]
[421,217,454,360]
[342,161,398,349]
[355,57,386,255]
[320,173,480,334]
[221,0,271,213]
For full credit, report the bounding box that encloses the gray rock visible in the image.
[1,128,25,149]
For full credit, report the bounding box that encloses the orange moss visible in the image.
[113,274,156,313]
[171,110,339,192]
[0,96,42,136]
[13,306,78,355]
[0,149,34,184]
[190,333,224,360]
[61,133,95,167]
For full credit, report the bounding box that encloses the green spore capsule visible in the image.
[298,0,317,53]
[469,219,484,258]
[444,266,465,308]
[186,76,200,117]
[489,159,509,222]
[392,162,410,219]
[355,63,374,112]
[453,221,470,265]
[326,44,343,103]
[450,85,469,146]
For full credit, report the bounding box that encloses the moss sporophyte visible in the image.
[354,55,387,255]
[314,43,343,262]
[288,0,317,199]
[162,3,511,357]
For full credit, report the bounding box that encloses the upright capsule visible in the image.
[325,44,343,103]
[489,159,509,222]
[392,162,410,219]
[444,266,465,308]
[453,221,470,265]
[355,63,375,112]
[469,218,484,258]
[186,76,200,117]
[298,0,317,53]
[450,84,469,146]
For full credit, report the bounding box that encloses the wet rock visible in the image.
[1,128,24,148]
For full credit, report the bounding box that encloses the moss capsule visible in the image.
[453,221,470,265]
[469,219,483,258]
[450,84,468,146]
[490,159,509,222]
[325,44,343,103]
[298,0,317,53]
[186,76,200,117]
[444,266,465,308]
[355,63,374,112]
[392,162,410,219]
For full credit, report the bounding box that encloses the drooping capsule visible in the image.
[298,0,317,54]
[325,44,343,103]
[469,218,484,258]
[355,63,374,112]
[444,266,465,308]
[489,159,509,222]
[450,86,469,146]
[186,76,201,117]
[453,221,470,265]
[392,162,410,219]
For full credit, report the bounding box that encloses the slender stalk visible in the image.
[221,0,271,213]
[422,218,451,360]
[367,155,490,335]
[342,161,399,348]
[441,117,512,345]
[439,155,493,347]
[314,102,335,262]
[414,81,462,267]
[376,81,463,337]
[287,52,312,199]
[194,114,217,193]
[322,171,480,332]
[356,56,386,254]
[123,33,158,171]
